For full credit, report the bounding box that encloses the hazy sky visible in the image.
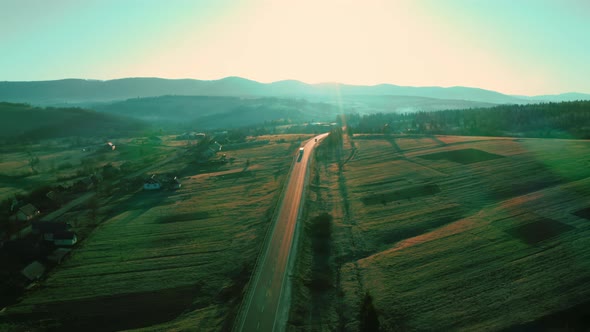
[1,0,589,95]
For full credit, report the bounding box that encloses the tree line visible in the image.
[338,100,590,139]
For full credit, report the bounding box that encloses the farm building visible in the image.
[198,141,223,161]
[21,261,45,281]
[143,178,161,190]
[53,231,77,246]
[17,204,40,221]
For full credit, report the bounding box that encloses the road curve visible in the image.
[235,133,328,332]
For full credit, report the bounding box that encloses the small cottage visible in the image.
[17,204,40,221]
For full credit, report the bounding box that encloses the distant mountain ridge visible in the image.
[1,77,587,106]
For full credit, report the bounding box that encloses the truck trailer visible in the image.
[297,147,304,162]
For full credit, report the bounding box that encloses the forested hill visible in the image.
[0,102,145,140]
[345,101,590,139]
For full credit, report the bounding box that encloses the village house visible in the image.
[53,231,77,246]
[198,141,224,162]
[210,141,223,152]
[17,204,40,221]
[173,176,181,189]
[143,177,161,190]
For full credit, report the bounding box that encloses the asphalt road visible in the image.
[236,133,328,332]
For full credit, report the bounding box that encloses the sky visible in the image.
[1,0,589,95]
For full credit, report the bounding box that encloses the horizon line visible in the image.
[1,76,589,97]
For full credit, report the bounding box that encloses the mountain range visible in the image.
[1,77,589,106]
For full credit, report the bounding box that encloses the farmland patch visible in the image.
[504,218,575,245]
[361,184,440,205]
[322,136,590,331]
[419,148,503,164]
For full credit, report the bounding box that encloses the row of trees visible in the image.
[338,101,590,138]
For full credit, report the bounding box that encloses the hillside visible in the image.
[0,102,145,140]
[90,94,498,130]
[92,96,341,129]
[289,133,590,331]
[0,77,555,105]
[0,135,309,331]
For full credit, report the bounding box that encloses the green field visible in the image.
[290,134,590,331]
[1,135,312,331]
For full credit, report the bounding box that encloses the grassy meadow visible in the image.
[1,134,312,331]
[291,134,590,331]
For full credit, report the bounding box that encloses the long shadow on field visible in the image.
[502,297,590,332]
[0,284,202,331]
[101,190,170,223]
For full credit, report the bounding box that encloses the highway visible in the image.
[235,133,328,332]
